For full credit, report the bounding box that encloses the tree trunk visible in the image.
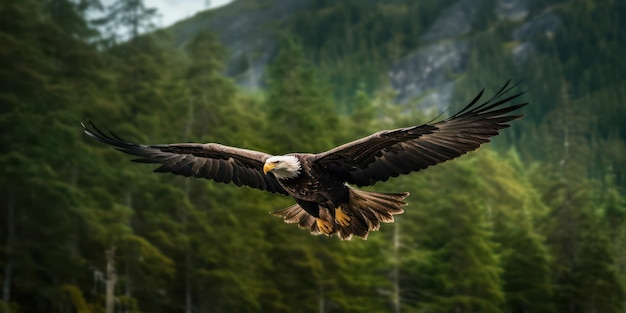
[106,247,117,313]
[184,179,193,313]
[124,193,133,313]
[131,7,138,40]
[2,197,14,313]
[318,284,325,313]
[184,102,195,313]
[392,218,401,313]
[185,247,192,313]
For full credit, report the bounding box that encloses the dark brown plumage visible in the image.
[83,81,527,240]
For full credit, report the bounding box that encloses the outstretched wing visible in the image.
[83,122,288,195]
[313,81,527,187]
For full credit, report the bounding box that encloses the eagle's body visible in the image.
[271,155,332,202]
[83,81,527,240]
[273,155,345,203]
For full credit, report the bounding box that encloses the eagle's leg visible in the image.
[297,199,333,235]
[335,206,351,227]
[316,219,333,235]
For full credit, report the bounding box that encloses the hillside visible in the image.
[171,0,558,106]
[167,0,626,182]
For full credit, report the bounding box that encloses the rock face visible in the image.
[388,0,562,108]
[420,0,481,45]
[511,41,536,64]
[496,0,529,21]
[513,11,561,41]
[511,11,562,63]
[388,39,471,105]
[389,0,481,109]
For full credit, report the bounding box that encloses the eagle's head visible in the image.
[263,155,301,179]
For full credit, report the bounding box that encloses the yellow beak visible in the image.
[263,163,276,174]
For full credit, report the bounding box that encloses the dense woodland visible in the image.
[1,0,625,312]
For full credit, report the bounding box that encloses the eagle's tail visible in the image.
[338,188,408,240]
[271,188,408,240]
[270,203,331,236]
[271,203,317,229]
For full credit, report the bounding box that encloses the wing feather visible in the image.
[313,81,527,186]
[82,122,288,195]
[198,159,216,179]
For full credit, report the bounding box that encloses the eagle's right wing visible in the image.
[313,81,527,187]
[83,122,288,195]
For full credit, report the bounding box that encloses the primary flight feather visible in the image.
[83,81,527,240]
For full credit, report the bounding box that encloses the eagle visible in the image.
[83,81,526,240]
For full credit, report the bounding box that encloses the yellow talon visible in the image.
[316,218,333,235]
[335,207,351,227]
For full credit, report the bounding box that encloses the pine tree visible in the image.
[573,225,623,313]
[182,30,240,142]
[347,83,377,138]
[602,170,626,308]
[475,151,555,313]
[256,37,352,313]
[0,0,130,311]
[265,37,339,153]
[398,157,505,313]
[45,0,101,40]
[94,0,158,42]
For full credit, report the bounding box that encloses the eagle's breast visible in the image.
[276,154,342,203]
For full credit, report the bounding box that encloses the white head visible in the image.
[263,155,301,179]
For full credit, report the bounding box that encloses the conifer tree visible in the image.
[265,37,339,153]
[46,0,101,39]
[0,0,129,311]
[529,78,625,313]
[475,151,555,313]
[348,83,377,138]
[183,30,240,142]
[573,225,623,313]
[158,30,276,313]
[258,37,350,313]
[398,157,505,313]
[602,170,626,306]
[94,0,158,42]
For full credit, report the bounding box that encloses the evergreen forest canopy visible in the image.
[1,0,625,312]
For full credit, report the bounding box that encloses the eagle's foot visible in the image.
[335,207,351,227]
[316,218,333,235]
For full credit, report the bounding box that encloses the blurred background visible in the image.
[1,0,625,312]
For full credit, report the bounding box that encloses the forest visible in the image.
[1,0,625,312]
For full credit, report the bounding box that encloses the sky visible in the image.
[145,0,233,27]
[100,0,234,28]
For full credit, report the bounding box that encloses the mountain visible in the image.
[170,0,312,89]
[168,0,557,106]
[167,0,619,119]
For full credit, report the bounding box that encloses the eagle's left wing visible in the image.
[82,122,288,195]
[313,81,527,187]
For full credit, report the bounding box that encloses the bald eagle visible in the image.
[83,81,526,240]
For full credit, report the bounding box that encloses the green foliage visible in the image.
[287,0,456,104]
[476,151,555,313]
[400,157,505,313]
[94,0,159,42]
[265,37,340,152]
[60,285,91,313]
[1,0,625,313]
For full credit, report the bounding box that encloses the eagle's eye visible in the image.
[272,161,280,165]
